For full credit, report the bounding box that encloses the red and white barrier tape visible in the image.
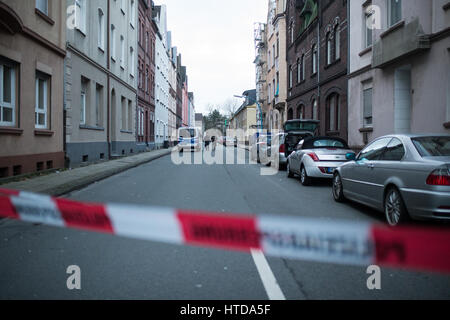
[1,188,450,274]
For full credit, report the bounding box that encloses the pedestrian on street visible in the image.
[211,136,217,152]
[204,134,211,150]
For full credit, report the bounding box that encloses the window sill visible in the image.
[0,127,23,135]
[120,130,133,134]
[359,127,373,133]
[76,27,86,38]
[79,125,105,131]
[34,129,54,136]
[324,58,341,70]
[359,46,372,57]
[296,80,306,87]
[35,8,54,25]
[310,72,317,78]
[380,20,405,39]
[98,47,105,54]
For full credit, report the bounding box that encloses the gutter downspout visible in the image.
[317,1,321,135]
[107,0,111,159]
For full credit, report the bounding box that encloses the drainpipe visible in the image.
[317,2,321,135]
[106,0,111,159]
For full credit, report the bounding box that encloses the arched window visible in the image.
[289,65,293,88]
[298,105,305,119]
[326,93,340,132]
[301,54,305,81]
[312,44,317,74]
[287,108,294,120]
[334,25,340,60]
[326,32,332,65]
[312,99,318,120]
[296,58,301,83]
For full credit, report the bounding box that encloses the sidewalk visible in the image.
[0,149,171,196]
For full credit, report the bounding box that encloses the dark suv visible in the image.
[283,120,320,158]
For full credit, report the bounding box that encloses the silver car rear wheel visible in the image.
[300,166,311,186]
[332,173,345,202]
[384,188,409,226]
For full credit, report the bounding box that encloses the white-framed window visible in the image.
[312,44,317,74]
[326,32,332,65]
[98,8,105,50]
[120,35,125,68]
[289,65,293,88]
[363,86,373,127]
[334,25,340,60]
[364,8,373,48]
[36,0,48,15]
[0,64,16,127]
[129,47,135,77]
[388,0,402,27]
[111,25,116,60]
[35,75,48,129]
[130,0,136,28]
[80,91,86,125]
[75,0,86,34]
[296,58,301,83]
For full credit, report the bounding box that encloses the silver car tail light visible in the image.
[426,166,450,186]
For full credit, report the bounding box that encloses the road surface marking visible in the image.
[251,249,286,300]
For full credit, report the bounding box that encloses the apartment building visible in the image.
[65,0,138,166]
[286,0,348,140]
[348,0,450,149]
[153,4,169,148]
[137,0,156,150]
[167,37,177,144]
[0,0,66,178]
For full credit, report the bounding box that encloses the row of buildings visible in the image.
[254,0,450,150]
[0,0,197,178]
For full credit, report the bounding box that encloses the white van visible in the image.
[178,127,202,152]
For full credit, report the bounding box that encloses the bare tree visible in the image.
[220,98,241,117]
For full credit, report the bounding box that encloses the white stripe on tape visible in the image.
[11,195,65,227]
[258,215,374,266]
[107,204,183,245]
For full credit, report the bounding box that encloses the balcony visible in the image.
[372,18,430,69]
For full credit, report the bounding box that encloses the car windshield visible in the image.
[308,139,348,149]
[412,136,450,157]
[179,129,196,138]
[284,121,318,132]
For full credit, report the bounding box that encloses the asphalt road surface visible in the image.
[1,145,449,299]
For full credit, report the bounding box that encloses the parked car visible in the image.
[332,134,450,226]
[257,133,287,169]
[283,120,319,160]
[250,134,270,163]
[178,127,202,152]
[286,136,356,185]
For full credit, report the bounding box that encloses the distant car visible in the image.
[178,127,202,152]
[287,137,356,185]
[332,134,450,226]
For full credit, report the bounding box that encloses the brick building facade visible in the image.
[286,0,348,140]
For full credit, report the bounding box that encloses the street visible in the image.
[0,145,449,300]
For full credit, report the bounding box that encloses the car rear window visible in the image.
[412,136,450,157]
[302,138,349,149]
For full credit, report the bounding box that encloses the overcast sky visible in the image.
[158,0,268,115]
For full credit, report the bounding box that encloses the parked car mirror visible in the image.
[346,153,356,161]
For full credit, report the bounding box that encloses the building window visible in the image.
[364,8,373,48]
[0,63,16,127]
[121,97,126,130]
[326,93,340,132]
[95,84,103,127]
[128,100,132,131]
[298,105,305,119]
[388,0,402,27]
[287,108,293,120]
[129,47,135,77]
[75,0,86,34]
[296,58,300,83]
[36,0,48,15]
[301,54,305,81]
[98,9,105,50]
[130,0,136,28]
[326,32,332,65]
[334,25,340,60]
[312,99,318,120]
[35,74,49,129]
[290,22,294,43]
[312,44,317,74]
[289,65,293,88]
[363,87,373,127]
[120,36,125,68]
[80,77,89,125]
[272,44,276,66]
[111,25,116,60]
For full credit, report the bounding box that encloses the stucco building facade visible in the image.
[348,0,450,149]
[0,0,66,177]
